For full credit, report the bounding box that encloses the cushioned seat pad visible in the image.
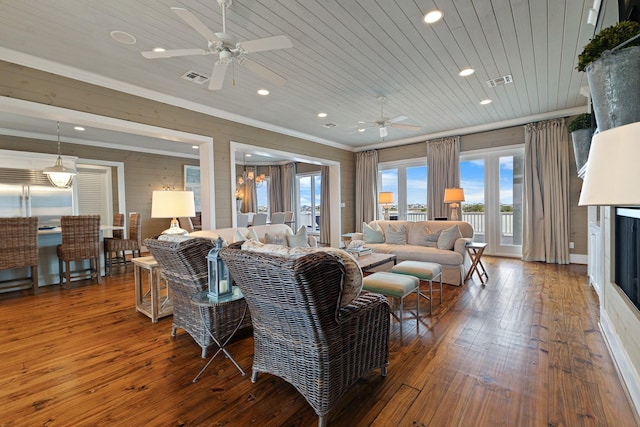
[363,272,419,298]
[392,261,442,280]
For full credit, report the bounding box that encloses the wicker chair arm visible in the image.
[336,292,390,323]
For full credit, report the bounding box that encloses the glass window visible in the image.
[378,160,427,221]
[296,173,321,232]
[256,179,269,214]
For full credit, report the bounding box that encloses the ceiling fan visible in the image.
[355,96,421,138]
[141,0,293,90]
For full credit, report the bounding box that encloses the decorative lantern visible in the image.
[207,236,232,299]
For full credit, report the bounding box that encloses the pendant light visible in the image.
[43,121,76,188]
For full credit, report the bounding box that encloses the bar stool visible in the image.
[57,215,102,288]
[0,217,39,294]
[104,213,142,275]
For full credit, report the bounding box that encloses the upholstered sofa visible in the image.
[353,220,474,286]
[190,223,317,247]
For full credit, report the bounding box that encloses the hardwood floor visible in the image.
[1,257,638,426]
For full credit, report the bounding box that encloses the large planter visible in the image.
[586,46,640,131]
[571,128,592,177]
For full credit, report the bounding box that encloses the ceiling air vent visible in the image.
[323,123,337,128]
[181,71,209,85]
[486,74,513,88]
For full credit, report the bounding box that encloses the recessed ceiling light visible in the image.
[110,30,136,45]
[459,68,475,77]
[480,99,492,105]
[257,89,270,95]
[423,10,443,24]
[73,126,85,131]
[358,128,366,132]
[192,145,199,149]
[317,112,328,118]
[152,47,166,53]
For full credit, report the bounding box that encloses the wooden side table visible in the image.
[465,242,489,284]
[132,256,173,323]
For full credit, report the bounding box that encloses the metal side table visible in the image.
[191,287,248,382]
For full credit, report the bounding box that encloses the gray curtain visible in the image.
[427,136,460,220]
[355,150,378,231]
[243,166,257,213]
[268,166,283,214]
[281,163,295,212]
[320,165,331,245]
[523,118,570,264]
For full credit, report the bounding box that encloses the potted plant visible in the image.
[577,21,640,131]
[568,113,594,176]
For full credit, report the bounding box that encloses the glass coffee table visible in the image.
[190,287,248,382]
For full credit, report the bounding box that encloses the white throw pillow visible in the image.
[362,222,384,243]
[413,226,440,247]
[264,232,288,246]
[437,225,462,250]
[286,226,310,248]
[234,228,259,243]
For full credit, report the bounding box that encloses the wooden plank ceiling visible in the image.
[0,0,618,150]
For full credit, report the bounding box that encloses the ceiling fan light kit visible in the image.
[142,0,292,91]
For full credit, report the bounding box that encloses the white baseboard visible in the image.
[570,253,588,264]
[600,309,640,417]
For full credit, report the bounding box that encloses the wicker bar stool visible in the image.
[57,215,102,288]
[104,213,142,275]
[0,217,39,294]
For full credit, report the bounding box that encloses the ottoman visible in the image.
[363,271,420,343]
[391,261,442,315]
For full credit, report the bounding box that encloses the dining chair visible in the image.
[104,213,142,276]
[0,217,39,294]
[178,217,195,233]
[237,213,250,228]
[251,212,268,226]
[284,211,294,224]
[270,212,286,224]
[57,215,102,288]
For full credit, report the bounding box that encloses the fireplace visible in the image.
[615,208,640,312]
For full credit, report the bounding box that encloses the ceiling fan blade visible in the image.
[171,7,220,42]
[208,61,229,91]
[388,115,408,124]
[379,126,388,138]
[389,123,422,131]
[141,48,208,59]
[236,35,293,54]
[238,57,287,86]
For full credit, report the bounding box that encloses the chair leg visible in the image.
[97,256,103,284]
[58,258,64,287]
[31,266,39,295]
[65,260,71,290]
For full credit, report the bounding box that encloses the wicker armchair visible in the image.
[0,217,39,294]
[57,215,102,288]
[144,237,252,358]
[104,213,142,275]
[221,243,390,427]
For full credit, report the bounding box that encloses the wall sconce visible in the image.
[378,192,394,220]
[444,187,465,220]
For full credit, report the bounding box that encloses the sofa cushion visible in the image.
[365,243,463,266]
[384,223,407,245]
[264,232,288,246]
[240,240,362,308]
[437,225,462,250]
[412,225,440,247]
[363,222,384,243]
[286,226,311,248]
[235,228,259,243]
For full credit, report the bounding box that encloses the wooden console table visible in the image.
[132,256,173,323]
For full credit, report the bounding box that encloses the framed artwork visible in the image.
[184,165,201,212]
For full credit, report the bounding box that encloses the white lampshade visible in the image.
[444,187,465,203]
[579,122,640,206]
[151,190,196,235]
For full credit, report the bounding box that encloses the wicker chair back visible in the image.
[57,215,102,287]
[221,243,390,426]
[0,217,39,294]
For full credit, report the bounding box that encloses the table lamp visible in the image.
[444,187,465,220]
[151,190,196,235]
[378,192,394,220]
